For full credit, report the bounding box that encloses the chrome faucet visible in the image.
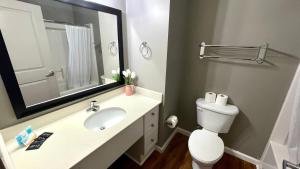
[87,101,100,112]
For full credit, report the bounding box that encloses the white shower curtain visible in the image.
[65,25,99,89]
[286,63,300,164]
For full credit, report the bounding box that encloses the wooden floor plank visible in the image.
[109,133,256,169]
[0,161,4,169]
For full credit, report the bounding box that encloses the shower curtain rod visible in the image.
[43,19,90,28]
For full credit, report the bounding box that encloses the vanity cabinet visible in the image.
[1,86,162,169]
[126,106,159,165]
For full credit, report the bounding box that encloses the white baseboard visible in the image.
[224,146,260,168]
[155,128,177,153]
[175,127,260,168]
[176,127,191,136]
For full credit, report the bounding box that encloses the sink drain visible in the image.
[99,126,106,130]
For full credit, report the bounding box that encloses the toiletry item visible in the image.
[24,126,37,146]
[166,115,178,128]
[39,132,53,139]
[26,141,43,151]
[215,94,228,106]
[24,132,37,146]
[15,130,27,147]
[205,92,217,103]
[26,127,32,134]
[26,132,53,151]
[15,126,36,147]
[16,135,23,147]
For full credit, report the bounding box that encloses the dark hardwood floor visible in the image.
[0,160,4,169]
[109,133,256,169]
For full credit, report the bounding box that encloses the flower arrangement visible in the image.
[111,68,121,82]
[122,69,136,96]
[122,69,136,85]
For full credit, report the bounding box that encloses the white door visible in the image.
[0,0,60,106]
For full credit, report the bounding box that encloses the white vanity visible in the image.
[126,106,159,165]
[0,87,162,169]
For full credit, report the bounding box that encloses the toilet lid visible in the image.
[188,129,224,164]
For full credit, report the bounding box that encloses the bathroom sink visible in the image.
[84,107,126,130]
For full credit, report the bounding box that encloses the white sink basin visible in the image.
[84,107,126,130]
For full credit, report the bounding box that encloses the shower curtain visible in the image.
[286,63,300,164]
[65,25,99,89]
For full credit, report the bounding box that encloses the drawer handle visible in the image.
[151,124,155,127]
[151,112,155,116]
[151,139,155,142]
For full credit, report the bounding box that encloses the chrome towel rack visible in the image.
[199,42,268,64]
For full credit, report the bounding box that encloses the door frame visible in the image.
[0,0,125,119]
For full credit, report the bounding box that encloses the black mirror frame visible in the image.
[0,0,125,119]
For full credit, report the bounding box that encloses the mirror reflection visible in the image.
[0,0,120,106]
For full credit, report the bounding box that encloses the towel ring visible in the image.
[109,41,118,56]
[139,41,152,59]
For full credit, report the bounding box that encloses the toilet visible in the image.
[188,98,239,169]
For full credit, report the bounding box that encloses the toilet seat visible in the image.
[188,129,224,165]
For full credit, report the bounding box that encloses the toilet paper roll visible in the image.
[166,115,178,128]
[215,94,228,106]
[205,92,217,103]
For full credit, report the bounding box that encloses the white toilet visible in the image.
[188,98,239,169]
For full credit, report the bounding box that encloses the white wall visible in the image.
[98,12,119,79]
[126,0,170,93]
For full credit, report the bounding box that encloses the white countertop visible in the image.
[1,87,162,169]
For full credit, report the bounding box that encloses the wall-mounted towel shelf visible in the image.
[199,42,268,64]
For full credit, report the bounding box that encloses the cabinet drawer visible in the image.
[144,131,158,154]
[144,107,159,129]
[144,123,158,137]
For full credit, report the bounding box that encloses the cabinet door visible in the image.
[0,0,59,106]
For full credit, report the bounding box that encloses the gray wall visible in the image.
[177,0,300,158]
[157,0,188,146]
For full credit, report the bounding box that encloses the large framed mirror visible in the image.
[0,0,124,118]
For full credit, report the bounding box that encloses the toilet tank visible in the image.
[196,98,239,133]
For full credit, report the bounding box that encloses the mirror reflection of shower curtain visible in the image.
[65,25,99,89]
